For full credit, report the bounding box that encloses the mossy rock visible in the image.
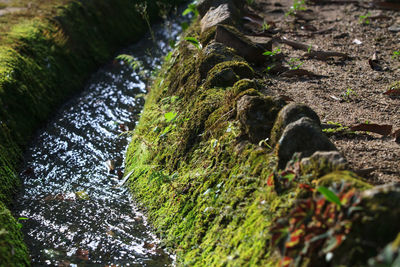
[204,60,254,88]
[236,94,283,143]
[270,102,321,147]
[315,170,372,190]
[232,78,258,95]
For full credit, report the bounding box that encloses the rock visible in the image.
[301,150,348,177]
[276,117,337,169]
[270,103,320,146]
[197,0,243,18]
[199,41,245,79]
[236,95,283,143]
[215,25,267,65]
[206,67,238,87]
[205,61,254,88]
[200,3,238,33]
[232,79,258,95]
[388,24,400,32]
[245,35,273,51]
[331,183,400,266]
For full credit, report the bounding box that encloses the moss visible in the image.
[0,0,186,265]
[204,60,254,89]
[124,18,389,267]
[0,202,29,266]
[232,78,258,95]
[315,171,372,190]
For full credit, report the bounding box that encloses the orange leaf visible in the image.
[350,123,392,136]
[383,88,400,96]
[267,173,274,186]
[280,256,293,267]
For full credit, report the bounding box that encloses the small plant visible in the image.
[263,46,281,57]
[359,12,371,25]
[164,111,177,123]
[288,57,304,70]
[115,54,142,70]
[184,37,202,50]
[286,0,307,17]
[392,50,400,60]
[262,22,271,31]
[246,0,255,6]
[182,1,199,18]
[340,88,357,102]
[17,217,28,229]
[307,44,313,53]
[263,47,281,73]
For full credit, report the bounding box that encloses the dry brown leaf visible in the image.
[383,88,400,96]
[276,37,311,51]
[280,69,320,77]
[350,123,392,136]
[76,248,89,261]
[305,51,348,60]
[279,94,294,101]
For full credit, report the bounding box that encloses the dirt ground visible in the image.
[243,0,399,184]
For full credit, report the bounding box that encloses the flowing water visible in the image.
[14,12,187,266]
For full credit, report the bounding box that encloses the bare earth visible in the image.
[246,0,399,184]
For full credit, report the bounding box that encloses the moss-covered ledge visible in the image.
[125,4,400,266]
[0,0,185,265]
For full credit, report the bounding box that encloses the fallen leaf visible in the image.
[119,124,129,132]
[143,242,155,249]
[117,169,124,180]
[280,69,321,77]
[330,95,342,101]
[279,94,294,101]
[75,191,90,200]
[305,51,348,60]
[368,53,382,71]
[384,88,400,96]
[350,123,392,136]
[373,1,400,11]
[58,260,71,267]
[22,167,34,176]
[393,129,400,143]
[276,37,311,51]
[105,160,115,174]
[76,248,89,261]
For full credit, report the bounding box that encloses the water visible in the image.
[14,12,187,266]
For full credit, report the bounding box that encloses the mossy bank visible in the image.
[125,1,400,266]
[0,0,185,265]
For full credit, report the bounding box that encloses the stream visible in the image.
[14,11,187,266]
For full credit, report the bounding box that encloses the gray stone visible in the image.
[245,35,273,51]
[301,151,348,175]
[200,3,237,33]
[236,95,283,143]
[270,103,320,146]
[276,117,337,169]
[215,25,267,65]
[199,41,245,79]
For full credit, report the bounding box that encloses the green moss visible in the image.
[124,19,390,267]
[316,171,372,190]
[0,0,186,265]
[0,202,29,266]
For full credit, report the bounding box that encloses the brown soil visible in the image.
[245,0,399,184]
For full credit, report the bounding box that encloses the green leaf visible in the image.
[317,186,342,207]
[75,191,90,200]
[164,112,177,123]
[184,37,202,50]
[282,173,296,181]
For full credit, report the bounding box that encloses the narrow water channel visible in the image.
[14,12,187,266]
